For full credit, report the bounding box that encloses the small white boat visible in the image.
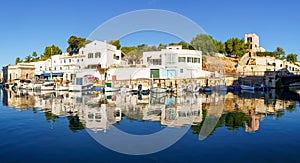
[105,87,120,92]
[151,87,166,93]
[241,85,255,90]
[55,85,69,91]
[241,80,254,90]
[41,81,55,91]
[204,86,212,92]
[104,82,120,92]
[27,83,43,90]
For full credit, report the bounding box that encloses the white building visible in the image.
[32,40,125,82]
[142,45,208,79]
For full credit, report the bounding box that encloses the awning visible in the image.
[41,72,64,77]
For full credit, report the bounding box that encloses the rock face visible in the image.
[203,54,239,73]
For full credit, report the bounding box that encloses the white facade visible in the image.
[31,40,125,82]
[256,57,300,71]
[142,45,207,79]
[78,40,125,68]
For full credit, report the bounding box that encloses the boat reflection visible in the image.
[1,88,298,137]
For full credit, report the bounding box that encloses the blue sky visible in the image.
[1,0,300,67]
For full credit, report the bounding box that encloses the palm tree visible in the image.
[32,51,37,61]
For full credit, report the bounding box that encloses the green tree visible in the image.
[32,51,38,61]
[42,45,62,60]
[274,47,285,59]
[286,53,298,63]
[15,57,21,65]
[212,40,226,54]
[67,36,89,55]
[225,38,249,58]
[190,34,217,55]
[158,43,167,50]
[109,40,121,50]
[121,46,137,54]
[169,41,194,50]
[24,55,32,63]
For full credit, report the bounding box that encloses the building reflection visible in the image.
[1,88,297,135]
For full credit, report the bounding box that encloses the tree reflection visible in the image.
[68,115,85,132]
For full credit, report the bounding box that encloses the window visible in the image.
[69,59,71,63]
[165,53,177,65]
[82,59,84,62]
[151,59,162,65]
[180,69,183,73]
[193,58,199,63]
[82,51,84,54]
[178,57,186,63]
[187,57,192,63]
[77,59,79,63]
[247,37,252,43]
[95,52,101,58]
[60,67,62,70]
[76,78,83,85]
[64,59,66,63]
[88,53,93,58]
[54,67,56,70]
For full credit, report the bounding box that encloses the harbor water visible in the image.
[0,88,300,162]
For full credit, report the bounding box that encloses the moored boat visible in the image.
[151,87,166,93]
[41,81,56,91]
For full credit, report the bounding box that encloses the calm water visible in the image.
[1,89,300,162]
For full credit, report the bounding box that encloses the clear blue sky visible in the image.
[1,0,300,67]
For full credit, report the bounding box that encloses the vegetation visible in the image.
[190,34,217,55]
[32,51,38,62]
[67,36,89,55]
[40,45,62,61]
[286,53,298,63]
[109,40,121,50]
[225,38,250,58]
[15,57,21,65]
[274,47,285,59]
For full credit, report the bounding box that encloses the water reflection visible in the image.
[1,88,298,137]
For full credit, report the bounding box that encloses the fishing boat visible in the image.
[41,81,56,91]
